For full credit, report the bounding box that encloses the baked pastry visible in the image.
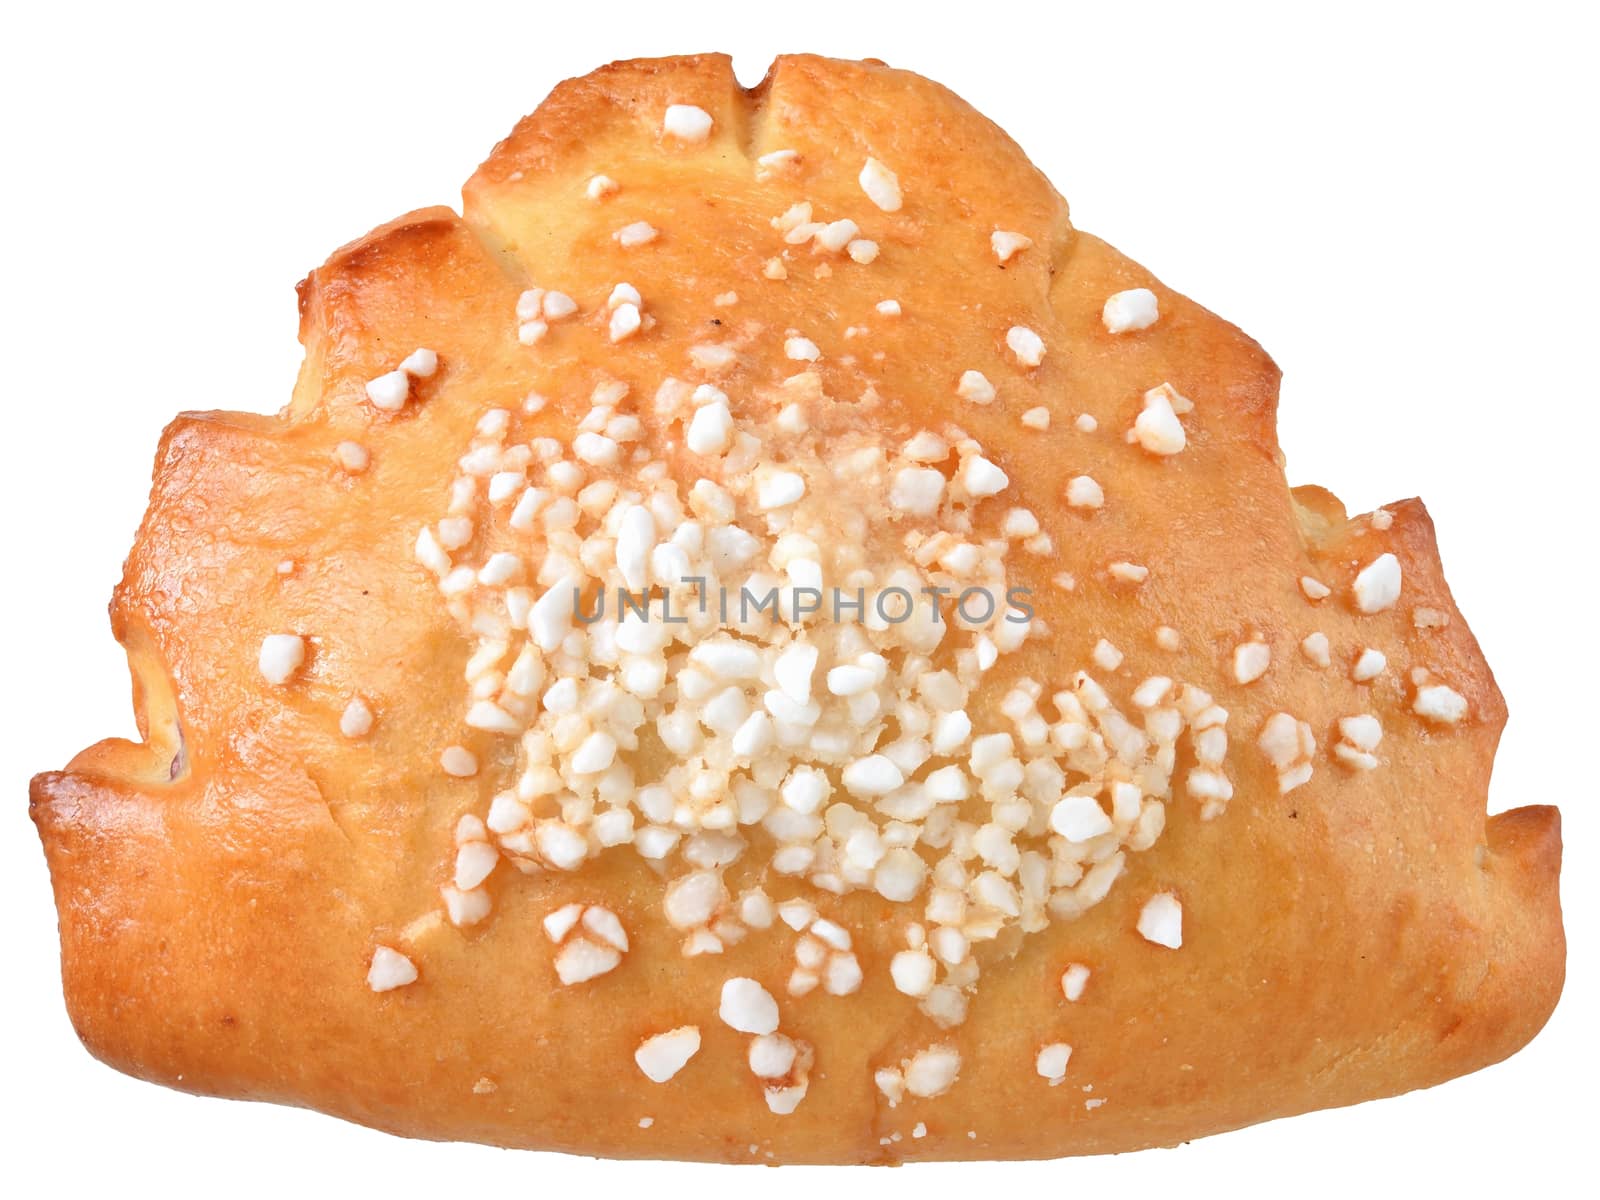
[30,53,1563,1163]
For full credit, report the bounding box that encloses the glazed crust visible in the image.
[31,53,1562,1162]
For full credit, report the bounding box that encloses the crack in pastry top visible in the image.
[285,96,1469,1116]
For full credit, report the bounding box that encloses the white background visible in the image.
[3,1,1594,1194]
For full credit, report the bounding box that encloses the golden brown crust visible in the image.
[32,53,1561,1162]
